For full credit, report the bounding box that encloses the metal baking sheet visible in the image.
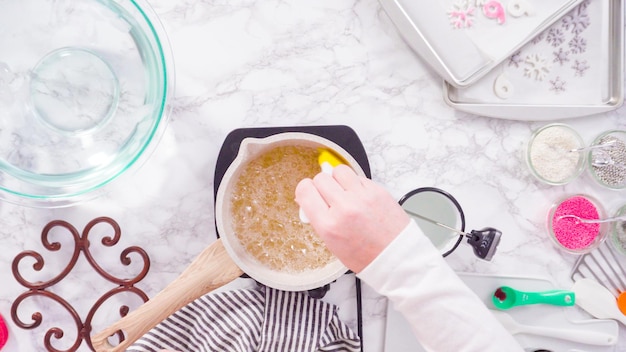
[380,0,585,87]
[444,0,624,120]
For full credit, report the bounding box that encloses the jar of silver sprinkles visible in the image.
[588,130,626,190]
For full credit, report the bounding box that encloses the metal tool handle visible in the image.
[466,227,501,261]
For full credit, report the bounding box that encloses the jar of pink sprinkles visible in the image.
[547,194,608,254]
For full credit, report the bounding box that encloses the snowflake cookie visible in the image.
[531,33,545,45]
[552,47,571,66]
[571,60,590,77]
[561,1,591,35]
[508,51,523,67]
[546,27,565,47]
[524,54,551,81]
[549,77,567,93]
[448,1,476,29]
[568,36,587,54]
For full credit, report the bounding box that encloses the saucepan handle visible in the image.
[91,239,244,352]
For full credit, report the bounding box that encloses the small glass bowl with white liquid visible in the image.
[399,187,465,257]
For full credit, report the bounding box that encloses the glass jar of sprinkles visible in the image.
[547,194,608,255]
[609,203,626,256]
[588,130,626,190]
[527,124,586,186]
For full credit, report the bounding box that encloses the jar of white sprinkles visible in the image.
[527,123,586,186]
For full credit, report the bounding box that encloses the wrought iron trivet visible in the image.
[11,217,150,352]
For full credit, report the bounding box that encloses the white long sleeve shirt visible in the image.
[357,220,523,352]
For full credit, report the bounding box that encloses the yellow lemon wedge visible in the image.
[299,148,349,223]
[318,148,347,173]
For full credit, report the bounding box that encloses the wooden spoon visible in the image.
[91,239,244,352]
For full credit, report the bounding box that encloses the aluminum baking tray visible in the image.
[444,0,624,120]
[380,0,585,87]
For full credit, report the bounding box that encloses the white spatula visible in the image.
[573,278,626,326]
[490,310,617,346]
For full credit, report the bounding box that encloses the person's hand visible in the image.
[295,164,410,273]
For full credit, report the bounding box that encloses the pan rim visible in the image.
[215,132,366,291]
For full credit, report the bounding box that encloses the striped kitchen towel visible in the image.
[128,285,361,352]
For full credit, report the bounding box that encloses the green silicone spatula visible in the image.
[492,286,576,310]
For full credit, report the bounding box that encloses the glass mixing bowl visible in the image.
[0,0,173,206]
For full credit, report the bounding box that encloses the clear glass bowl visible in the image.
[609,203,626,256]
[547,194,608,255]
[526,123,586,186]
[587,130,626,190]
[0,0,173,207]
[399,187,465,258]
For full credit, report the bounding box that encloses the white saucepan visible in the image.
[92,132,365,351]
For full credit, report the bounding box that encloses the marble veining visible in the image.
[0,0,625,351]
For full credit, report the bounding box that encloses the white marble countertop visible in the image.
[1,0,625,351]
